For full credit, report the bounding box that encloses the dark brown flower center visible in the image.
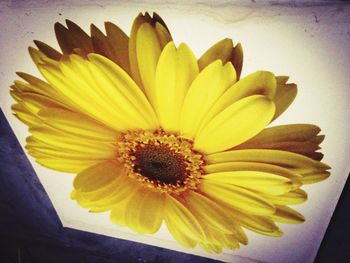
[132,144,187,185]
[116,130,205,194]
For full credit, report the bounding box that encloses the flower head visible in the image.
[10,12,330,253]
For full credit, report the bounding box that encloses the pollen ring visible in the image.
[116,130,205,194]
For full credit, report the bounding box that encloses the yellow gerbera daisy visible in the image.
[10,12,330,253]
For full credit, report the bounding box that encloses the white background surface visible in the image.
[1,1,350,262]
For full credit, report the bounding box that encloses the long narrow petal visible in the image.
[186,191,235,234]
[204,162,302,186]
[180,60,236,139]
[125,189,164,234]
[16,72,61,99]
[270,205,305,224]
[198,38,243,79]
[129,12,171,90]
[38,108,117,142]
[36,158,100,173]
[11,92,66,118]
[198,71,276,131]
[12,104,41,127]
[105,22,130,74]
[88,54,159,129]
[72,176,122,206]
[272,77,297,121]
[90,24,115,62]
[301,171,330,184]
[240,124,321,144]
[34,40,62,60]
[27,128,114,156]
[164,195,205,240]
[73,161,122,192]
[200,180,276,215]
[207,149,330,173]
[229,208,281,236]
[154,42,199,132]
[165,217,197,248]
[89,178,140,212]
[263,189,307,205]
[231,43,243,79]
[38,54,158,131]
[204,171,293,195]
[198,38,233,70]
[135,22,162,104]
[55,20,93,55]
[235,124,323,155]
[194,95,275,153]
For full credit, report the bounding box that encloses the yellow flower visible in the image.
[10,12,330,253]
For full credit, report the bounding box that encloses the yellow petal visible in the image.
[154,42,199,132]
[16,93,66,115]
[244,124,321,143]
[38,62,127,130]
[89,178,140,211]
[200,180,275,215]
[34,40,62,60]
[166,220,197,248]
[12,104,41,127]
[276,76,289,84]
[180,60,236,139]
[301,171,330,184]
[198,225,227,251]
[231,43,243,80]
[54,20,93,54]
[186,191,235,234]
[105,22,130,74]
[207,149,330,173]
[36,158,99,173]
[198,39,243,79]
[249,227,283,237]
[199,242,223,253]
[28,47,56,67]
[164,195,205,240]
[73,160,122,192]
[110,199,130,226]
[27,128,115,158]
[270,205,305,224]
[230,209,281,236]
[198,38,233,70]
[87,54,159,129]
[125,189,164,234]
[38,54,158,131]
[16,72,60,99]
[272,80,297,121]
[194,95,275,154]
[198,71,276,132]
[27,145,112,162]
[129,12,171,90]
[204,162,302,187]
[38,108,117,142]
[263,189,307,205]
[72,176,122,204]
[155,22,172,47]
[235,124,322,152]
[204,171,293,195]
[229,225,248,246]
[136,23,162,103]
[90,24,114,61]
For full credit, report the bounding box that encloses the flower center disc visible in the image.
[133,144,187,185]
[116,130,205,194]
